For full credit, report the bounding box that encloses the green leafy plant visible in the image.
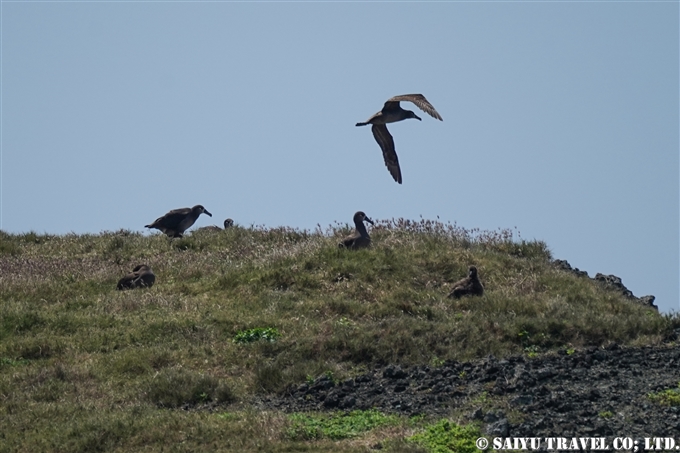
[287,409,398,440]
[598,411,614,418]
[524,345,540,359]
[336,317,353,327]
[648,383,680,407]
[0,357,29,368]
[431,356,445,367]
[408,419,482,453]
[233,327,281,344]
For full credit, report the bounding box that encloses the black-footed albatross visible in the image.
[145,205,212,238]
[117,264,156,290]
[356,94,443,184]
[338,211,374,250]
[448,265,484,299]
[196,218,234,232]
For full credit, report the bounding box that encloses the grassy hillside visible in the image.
[1,219,677,452]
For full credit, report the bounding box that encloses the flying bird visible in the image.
[145,205,212,238]
[356,94,443,184]
[448,265,484,299]
[338,211,374,250]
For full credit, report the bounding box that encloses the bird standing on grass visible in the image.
[339,211,374,250]
[145,205,212,238]
[117,265,156,290]
[356,94,443,184]
[448,265,484,299]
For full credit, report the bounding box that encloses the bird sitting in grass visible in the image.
[339,211,374,250]
[448,265,484,299]
[117,265,156,290]
[196,218,234,232]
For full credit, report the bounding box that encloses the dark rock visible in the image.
[554,260,656,310]
[383,365,407,379]
[470,407,483,420]
[553,259,588,277]
[322,391,340,408]
[339,395,356,409]
[483,412,499,423]
[312,375,335,391]
[536,368,557,381]
[638,295,658,310]
[512,395,533,406]
[262,344,680,439]
[594,273,634,298]
[487,418,509,437]
[593,350,607,361]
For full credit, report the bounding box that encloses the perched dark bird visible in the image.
[196,218,234,232]
[117,264,156,290]
[145,205,212,237]
[339,211,374,250]
[448,265,484,299]
[356,94,443,184]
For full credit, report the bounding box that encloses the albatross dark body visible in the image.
[448,266,484,299]
[117,265,156,290]
[145,205,212,238]
[339,211,374,250]
[356,94,443,184]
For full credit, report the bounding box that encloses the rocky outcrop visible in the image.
[552,259,657,310]
[262,343,680,441]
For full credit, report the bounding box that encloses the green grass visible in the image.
[648,383,680,407]
[287,409,399,440]
[1,220,678,452]
[233,326,282,344]
[408,420,482,453]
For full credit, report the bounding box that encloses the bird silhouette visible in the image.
[356,94,442,184]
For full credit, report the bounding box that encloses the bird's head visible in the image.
[224,219,234,228]
[354,211,374,225]
[406,110,422,121]
[469,266,478,277]
[193,205,212,217]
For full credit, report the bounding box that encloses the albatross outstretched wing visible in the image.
[385,94,443,121]
[371,124,402,184]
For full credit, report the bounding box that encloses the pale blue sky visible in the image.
[1,2,678,313]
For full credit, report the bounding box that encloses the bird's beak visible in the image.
[365,217,374,225]
[204,209,213,217]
